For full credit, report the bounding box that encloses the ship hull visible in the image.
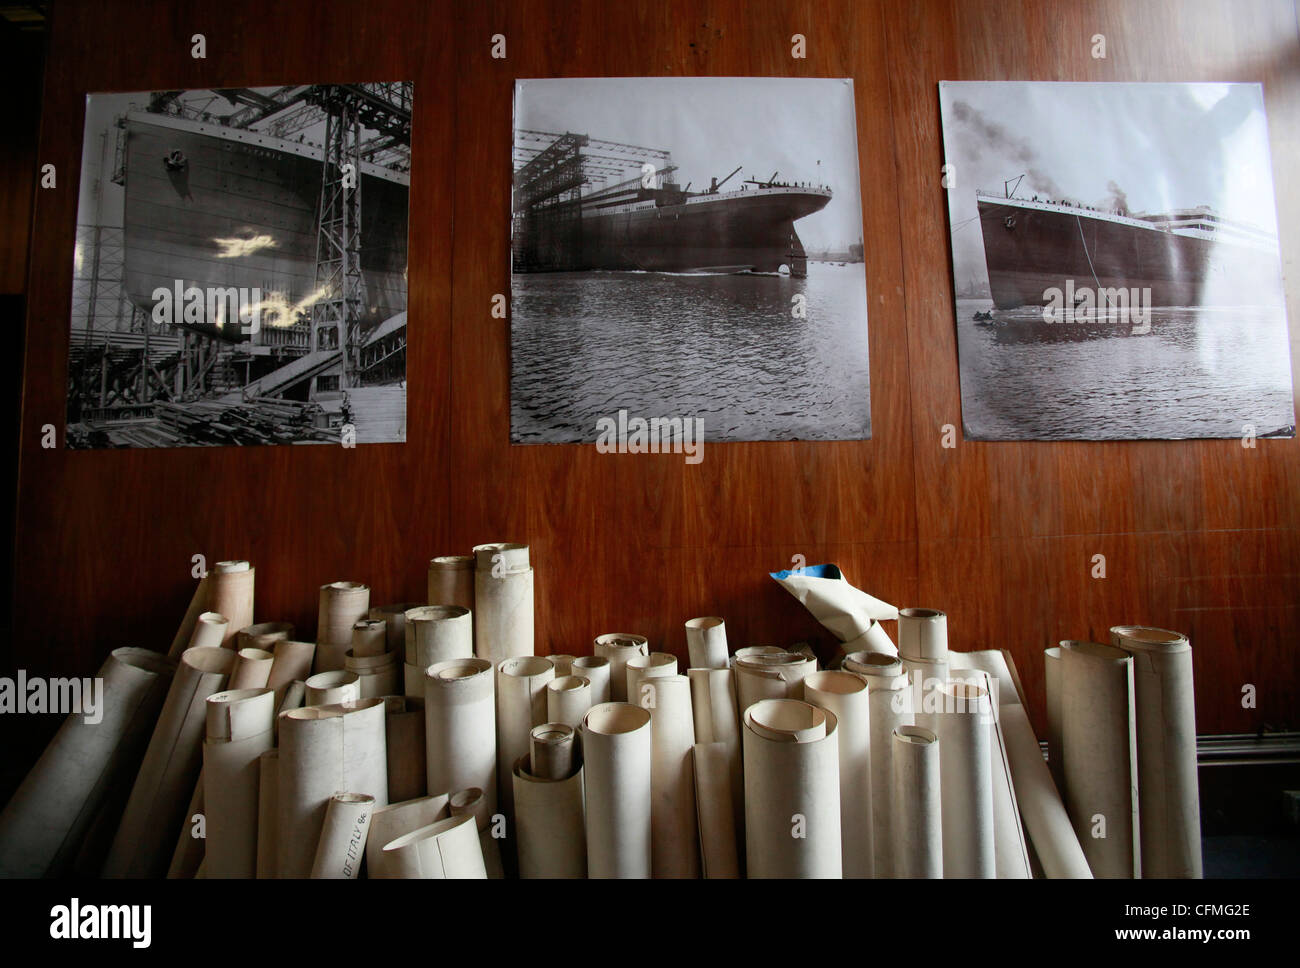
[977,198,1281,310]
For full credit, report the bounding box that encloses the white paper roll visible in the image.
[770,565,898,647]
[316,581,370,673]
[351,618,388,658]
[310,793,374,879]
[529,723,576,780]
[366,793,450,877]
[345,650,399,700]
[626,651,677,708]
[692,742,740,878]
[860,656,911,877]
[687,667,743,867]
[1060,640,1137,878]
[684,616,729,670]
[933,680,995,878]
[638,675,699,877]
[733,652,815,717]
[0,648,174,878]
[742,699,842,878]
[380,814,487,878]
[571,655,611,705]
[548,654,576,677]
[474,543,534,662]
[277,697,389,877]
[189,611,229,650]
[256,750,279,878]
[367,603,421,657]
[237,621,294,652]
[892,725,941,878]
[496,656,554,821]
[203,687,276,877]
[547,675,592,728]
[208,562,254,650]
[512,758,586,878]
[803,670,872,877]
[424,658,496,815]
[405,605,473,667]
[448,787,505,878]
[304,670,361,706]
[228,647,274,690]
[103,646,236,878]
[581,703,652,878]
[267,639,315,710]
[384,695,427,803]
[1044,646,1064,792]
[898,607,948,662]
[1110,625,1201,878]
[594,634,648,703]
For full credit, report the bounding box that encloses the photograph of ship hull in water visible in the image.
[66,84,412,448]
[510,77,870,444]
[939,81,1294,441]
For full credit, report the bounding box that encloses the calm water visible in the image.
[957,299,1296,440]
[510,263,871,443]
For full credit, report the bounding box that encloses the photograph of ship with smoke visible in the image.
[510,77,870,444]
[65,84,412,448]
[939,81,1294,441]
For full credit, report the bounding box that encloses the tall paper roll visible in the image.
[639,674,699,878]
[687,667,743,866]
[346,650,399,699]
[203,687,276,877]
[626,652,677,708]
[428,555,475,611]
[189,611,229,650]
[256,750,279,878]
[449,787,505,878]
[0,648,174,878]
[692,742,740,878]
[512,757,586,878]
[857,654,911,877]
[277,698,389,877]
[1060,640,1137,879]
[530,723,576,780]
[733,652,815,717]
[496,656,554,820]
[474,543,534,662]
[404,605,473,696]
[1110,625,1201,879]
[572,655,611,705]
[742,699,842,878]
[366,794,450,877]
[316,581,370,673]
[368,603,421,657]
[208,562,254,650]
[425,658,496,815]
[581,703,652,878]
[229,647,274,690]
[803,670,872,878]
[892,725,941,878]
[103,646,235,878]
[237,621,294,652]
[384,696,427,802]
[684,616,729,670]
[304,670,361,706]
[1044,646,1064,792]
[310,793,374,879]
[351,619,388,658]
[934,680,995,878]
[380,814,487,878]
[594,634,647,703]
[267,639,316,710]
[547,675,592,728]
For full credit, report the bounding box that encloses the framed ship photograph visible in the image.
[510,77,871,444]
[939,81,1294,441]
[66,84,412,448]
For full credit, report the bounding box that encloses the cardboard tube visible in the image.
[404,606,473,698]
[842,650,901,678]
[0,648,174,878]
[366,794,450,878]
[316,581,370,673]
[381,813,487,878]
[203,687,276,877]
[345,650,399,699]
[267,640,315,710]
[229,647,274,690]
[277,681,306,717]
[256,750,279,878]
[742,699,841,878]
[1060,640,1137,879]
[189,611,229,650]
[368,603,421,657]
[428,555,475,611]
[351,619,388,658]
[685,616,729,669]
[547,675,592,728]
[935,680,995,878]
[732,646,786,661]
[639,674,700,878]
[424,658,496,815]
[594,634,648,702]
[496,656,554,820]
[304,670,361,706]
[861,658,911,877]
[530,723,576,780]
[892,725,941,878]
[733,652,815,715]
[311,793,374,879]
[687,668,743,867]
[449,787,505,878]
[1044,646,1064,792]
[626,652,677,708]
[383,696,427,803]
[277,698,389,877]
[237,622,293,652]
[548,654,576,677]
[103,646,236,878]
[208,562,254,650]
[803,670,872,878]
[898,607,948,662]
[581,703,652,878]
[692,742,740,878]
[474,543,534,662]
[572,656,611,705]
[511,757,586,878]
[1110,625,1201,879]
[168,574,210,659]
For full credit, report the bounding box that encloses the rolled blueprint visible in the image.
[237,621,294,652]
[304,670,361,706]
[512,757,586,878]
[256,750,279,878]
[892,725,941,878]
[1110,625,1201,879]
[428,554,475,611]
[380,813,487,878]
[496,656,554,819]
[687,667,743,864]
[103,645,235,878]
[594,633,648,702]
[843,650,902,678]
[473,542,534,662]
[366,793,450,877]
[685,616,729,669]
[581,703,652,878]
[310,793,373,879]
[530,723,576,780]
[1060,640,1137,878]
[860,653,911,877]
[742,699,842,878]
[548,654,576,677]
[732,645,787,661]
[203,687,276,877]
[803,670,872,878]
[934,680,995,878]
[0,648,174,878]
[384,696,427,803]
[449,786,504,878]
[316,581,371,673]
[1044,646,1064,792]
[208,561,254,650]
[368,603,421,657]
[425,658,496,815]
[277,698,389,877]
[639,674,699,877]
[267,639,316,709]
[898,607,948,663]
[229,647,274,690]
[572,655,611,704]
[189,611,229,650]
[692,742,740,878]
[345,649,399,699]
[404,605,473,696]
[547,675,592,728]
[769,563,898,654]
[733,651,815,715]
[351,618,388,658]
[626,651,677,707]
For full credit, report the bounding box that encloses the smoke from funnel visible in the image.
[951,100,1067,199]
[1104,179,1129,215]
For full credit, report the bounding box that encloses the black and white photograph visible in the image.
[67,83,412,448]
[510,77,870,444]
[940,80,1295,441]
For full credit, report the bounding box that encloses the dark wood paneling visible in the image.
[10,0,1299,752]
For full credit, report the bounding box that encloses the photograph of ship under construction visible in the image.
[510,77,870,444]
[66,83,412,448]
[940,80,1294,442]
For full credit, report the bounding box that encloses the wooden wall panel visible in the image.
[8,0,1298,759]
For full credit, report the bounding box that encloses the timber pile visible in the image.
[127,399,337,446]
